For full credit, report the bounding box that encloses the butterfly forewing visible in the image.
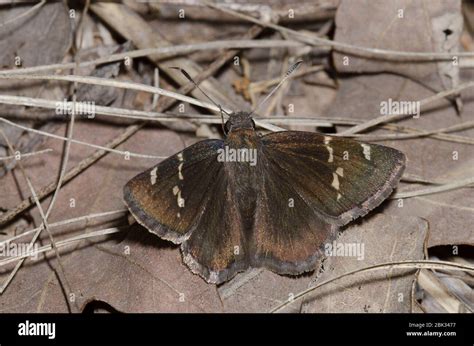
[124,139,224,243]
[261,131,406,226]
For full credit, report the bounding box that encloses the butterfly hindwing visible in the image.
[251,151,338,274]
[181,170,249,284]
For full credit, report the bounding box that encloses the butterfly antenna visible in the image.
[248,60,303,117]
[170,67,229,133]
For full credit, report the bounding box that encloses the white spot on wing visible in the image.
[178,190,184,208]
[177,191,185,208]
[332,172,340,190]
[334,168,343,201]
[178,152,184,162]
[178,162,184,180]
[324,136,334,163]
[361,144,371,160]
[150,167,157,185]
[173,185,185,207]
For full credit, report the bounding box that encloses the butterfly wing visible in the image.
[260,131,406,226]
[251,156,339,275]
[180,171,250,284]
[124,139,225,243]
[125,130,405,281]
[250,131,405,274]
[124,139,248,283]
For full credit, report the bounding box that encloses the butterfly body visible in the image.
[124,112,405,284]
[223,122,260,228]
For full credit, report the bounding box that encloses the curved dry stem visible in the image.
[0,227,126,268]
[0,0,46,28]
[0,148,52,161]
[341,81,474,135]
[0,73,226,114]
[0,209,127,246]
[204,0,474,62]
[0,117,166,159]
[393,176,474,199]
[0,40,304,76]
[270,260,474,313]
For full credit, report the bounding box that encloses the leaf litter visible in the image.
[0,0,472,313]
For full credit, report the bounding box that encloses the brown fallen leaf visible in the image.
[0,2,71,69]
[301,214,428,313]
[218,268,315,313]
[0,2,72,176]
[0,224,223,312]
[333,0,462,94]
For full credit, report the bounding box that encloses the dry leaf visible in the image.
[333,0,462,93]
[0,2,72,175]
[301,214,428,313]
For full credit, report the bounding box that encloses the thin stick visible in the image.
[0,227,126,268]
[0,117,166,159]
[0,74,227,114]
[0,148,52,161]
[0,0,46,28]
[351,120,474,145]
[0,40,304,76]
[393,176,474,199]
[270,260,474,313]
[341,81,474,135]
[0,209,127,246]
[151,68,160,110]
[0,224,186,299]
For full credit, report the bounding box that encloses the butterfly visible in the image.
[124,114,405,284]
[123,63,406,284]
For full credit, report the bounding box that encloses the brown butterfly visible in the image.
[123,63,405,284]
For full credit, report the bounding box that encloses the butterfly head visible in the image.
[224,111,256,135]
